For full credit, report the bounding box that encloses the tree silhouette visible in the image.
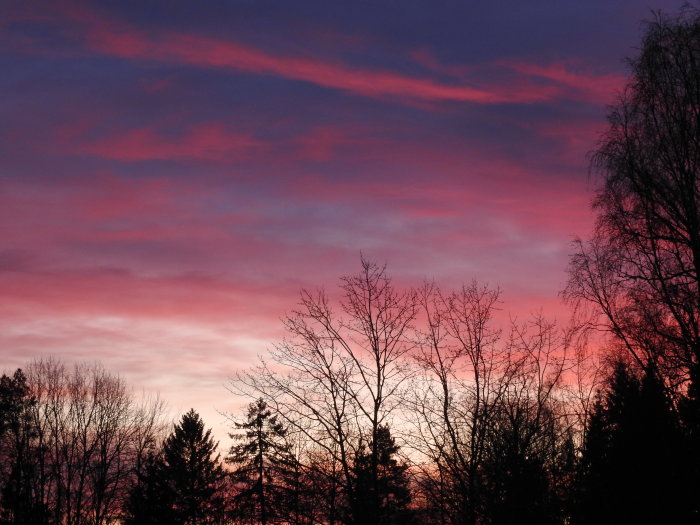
[127,409,226,525]
[125,450,176,525]
[479,397,572,525]
[233,259,417,525]
[563,8,700,518]
[564,6,700,397]
[7,359,165,525]
[0,370,30,439]
[351,425,412,525]
[574,362,691,524]
[227,398,303,525]
[0,369,48,524]
[409,283,574,525]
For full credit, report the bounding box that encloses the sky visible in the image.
[0,0,688,440]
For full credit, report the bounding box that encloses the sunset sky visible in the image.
[1,0,686,437]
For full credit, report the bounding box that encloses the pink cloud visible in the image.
[0,173,180,248]
[0,266,296,442]
[0,268,288,326]
[92,31,517,104]
[409,51,625,106]
[504,60,625,105]
[77,122,261,161]
[259,135,595,240]
[6,5,616,107]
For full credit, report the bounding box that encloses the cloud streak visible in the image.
[6,4,625,107]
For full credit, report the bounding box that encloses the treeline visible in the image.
[232,270,578,525]
[227,259,699,525]
[0,360,163,524]
[4,5,700,525]
[2,264,698,524]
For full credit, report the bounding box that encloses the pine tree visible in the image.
[479,404,563,525]
[227,398,300,525]
[125,450,177,525]
[127,409,226,525]
[574,362,691,524]
[679,362,700,519]
[352,425,412,525]
[574,394,610,525]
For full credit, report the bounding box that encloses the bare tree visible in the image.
[408,281,505,525]
[232,263,581,524]
[0,369,48,523]
[408,283,574,525]
[15,358,165,525]
[480,315,575,525]
[564,7,700,393]
[233,258,417,525]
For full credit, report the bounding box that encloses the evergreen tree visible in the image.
[127,409,226,525]
[352,425,412,525]
[679,362,700,518]
[573,395,610,525]
[227,398,301,525]
[574,362,691,524]
[479,403,564,525]
[165,409,227,524]
[125,450,177,525]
